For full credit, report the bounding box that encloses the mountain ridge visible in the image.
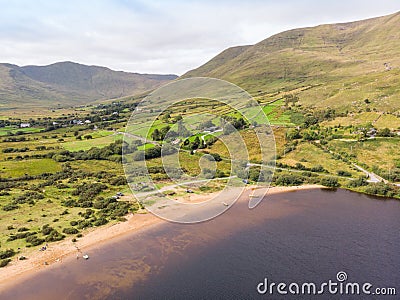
[182,11,400,113]
[0,61,177,108]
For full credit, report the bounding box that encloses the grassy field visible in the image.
[280,142,363,176]
[0,126,44,136]
[323,112,400,129]
[328,137,400,170]
[0,159,61,177]
[63,133,122,151]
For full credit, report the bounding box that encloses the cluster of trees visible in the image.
[372,166,400,182]
[275,161,328,173]
[236,166,272,183]
[273,173,340,187]
[151,126,171,141]
[65,198,134,229]
[364,183,398,198]
[221,116,248,135]
[132,144,178,161]
[182,136,204,151]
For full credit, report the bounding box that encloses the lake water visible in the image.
[1,188,399,299]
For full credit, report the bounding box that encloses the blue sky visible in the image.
[0,0,399,74]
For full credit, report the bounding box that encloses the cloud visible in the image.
[0,0,398,74]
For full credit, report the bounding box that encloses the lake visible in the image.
[1,188,399,299]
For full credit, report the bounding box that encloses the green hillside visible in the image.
[0,61,177,109]
[183,12,400,114]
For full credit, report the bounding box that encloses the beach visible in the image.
[0,184,323,291]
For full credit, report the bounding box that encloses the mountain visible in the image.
[0,61,177,108]
[183,12,400,113]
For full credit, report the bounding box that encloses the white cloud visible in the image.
[0,0,398,74]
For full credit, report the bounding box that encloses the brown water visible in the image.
[1,189,399,299]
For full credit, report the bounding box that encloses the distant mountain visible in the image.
[0,61,177,108]
[183,12,400,112]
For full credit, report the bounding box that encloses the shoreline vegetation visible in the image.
[0,184,325,291]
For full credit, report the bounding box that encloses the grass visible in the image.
[328,137,400,170]
[279,142,364,177]
[63,133,122,151]
[0,159,61,177]
[323,112,400,129]
[262,100,294,126]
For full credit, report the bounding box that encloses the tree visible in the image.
[151,129,160,141]
[286,128,301,140]
[191,136,201,150]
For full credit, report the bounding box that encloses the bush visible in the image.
[365,183,395,197]
[0,249,16,259]
[209,153,222,162]
[320,177,340,188]
[132,151,145,161]
[3,203,19,211]
[45,230,65,242]
[310,165,327,173]
[337,170,351,177]
[62,228,79,235]
[17,227,29,232]
[275,174,304,186]
[347,177,368,188]
[25,235,45,246]
[0,259,11,268]
[41,225,54,235]
[93,218,108,226]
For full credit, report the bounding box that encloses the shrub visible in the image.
[3,203,19,211]
[26,235,45,246]
[320,177,340,188]
[337,170,351,177]
[365,183,395,197]
[310,165,327,173]
[0,249,15,259]
[45,230,65,242]
[0,259,11,268]
[275,174,304,186]
[347,176,368,188]
[62,228,79,235]
[41,225,54,235]
[93,218,108,226]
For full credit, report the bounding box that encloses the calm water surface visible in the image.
[1,189,399,299]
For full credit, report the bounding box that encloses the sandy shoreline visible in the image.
[0,184,323,291]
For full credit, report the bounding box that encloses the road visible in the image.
[352,163,387,183]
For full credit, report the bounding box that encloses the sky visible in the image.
[0,0,399,75]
